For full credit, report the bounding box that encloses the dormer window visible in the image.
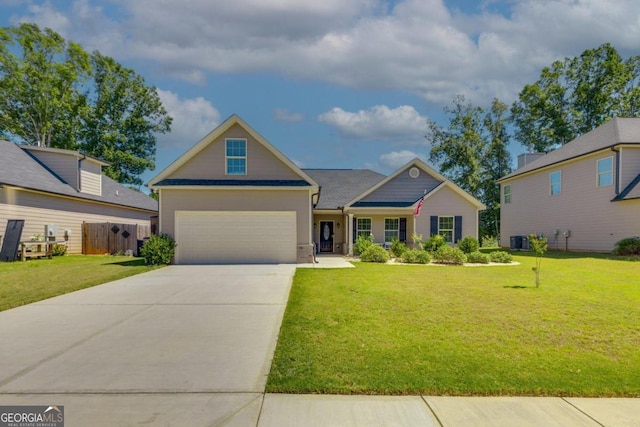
[226,139,247,175]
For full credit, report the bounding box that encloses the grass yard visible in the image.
[267,251,640,396]
[0,255,161,311]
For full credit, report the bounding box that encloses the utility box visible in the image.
[44,224,58,241]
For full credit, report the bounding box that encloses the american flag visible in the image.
[413,197,424,216]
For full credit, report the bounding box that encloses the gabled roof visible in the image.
[0,140,157,212]
[344,158,486,210]
[148,114,319,189]
[500,117,640,182]
[302,169,385,210]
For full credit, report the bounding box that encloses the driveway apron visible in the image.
[0,264,295,426]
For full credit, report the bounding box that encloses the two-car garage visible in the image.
[174,211,297,264]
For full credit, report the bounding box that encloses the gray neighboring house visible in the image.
[148,114,485,264]
[0,140,158,254]
[498,117,640,252]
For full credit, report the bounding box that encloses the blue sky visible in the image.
[1,0,639,189]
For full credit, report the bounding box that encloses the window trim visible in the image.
[384,217,400,242]
[356,217,372,238]
[549,171,562,196]
[597,156,613,188]
[225,138,247,176]
[438,216,454,244]
[504,184,511,204]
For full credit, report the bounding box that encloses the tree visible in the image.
[0,23,171,185]
[427,96,512,242]
[83,52,171,186]
[511,43,640,152]
[528,234,548,287]
[0,23,90,148]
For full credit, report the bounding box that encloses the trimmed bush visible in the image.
[51,243,67,257]
[424,234,446,253]
[360,244,390,263]
[613,237,640,256]
[458,236,479,254]
[354,234,374,256]
[140,234,176,265]
[401,249,430,264]
[433,245,467,265]
[489,251,513,263]
[466,251,490,264]
[390,238,408,257]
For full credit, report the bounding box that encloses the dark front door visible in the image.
[319,221,334,253]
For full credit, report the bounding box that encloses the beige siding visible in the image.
[0,188,151,254]
[501,151,640,252]
[168,123,301,181]
[79,159,102,195]
[160,189,312,245]
[416,185,479,240]
[620,147,640,190]
[26,151,78,188]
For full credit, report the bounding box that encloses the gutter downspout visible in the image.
[611,146,620,195]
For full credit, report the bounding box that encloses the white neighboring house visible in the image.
[498,118,640,252]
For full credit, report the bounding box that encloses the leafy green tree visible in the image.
[83,52,171,186]
[427,96,512,242]
[0,23,90,148]
[529,234,548,287]
[511,43,640,152]
[0,23,171,186]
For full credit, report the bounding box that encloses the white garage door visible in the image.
[175,211,297,264]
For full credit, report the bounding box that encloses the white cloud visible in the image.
[379,150,428,169]
[155,89,221,150]
[318,105,428,142]
[274,108,304,123]
[10,0,640,105]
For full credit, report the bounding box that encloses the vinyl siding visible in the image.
[26,150,78,189]
[620,147,640,190]
[360,169,441,203]
[167,123,301,181]
[415,185,479,240]
[160,188,312,245]
[501,151,640,251]
[79,159,102,195]
[0,188,151,254]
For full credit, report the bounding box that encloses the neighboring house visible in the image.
[0,141,158,254]
[498,117,640,252]
[148,114,485,264]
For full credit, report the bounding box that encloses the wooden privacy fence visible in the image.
[83,222,151,255]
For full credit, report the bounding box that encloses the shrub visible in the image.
[466,251,490,264]
[51,243,67,257]
[433,245,467,265]
[354,233,374,256]
[481,236,499,247]
[458,236,479,254]
[389,238,408,257]
[401,249,430,264]
[424,234,446,253]
[140,234,176,265]
[490,250,513,263]
[613,237,640,256]
[360,244,390,263]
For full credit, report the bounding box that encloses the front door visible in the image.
[319,221,334,253]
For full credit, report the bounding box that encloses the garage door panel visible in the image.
[175,211,296,264]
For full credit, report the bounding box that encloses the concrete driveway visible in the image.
[0,265,296,426]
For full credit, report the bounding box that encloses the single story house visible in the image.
[498,117,640,252]
[148,114,485,264]
[0,140,158,254]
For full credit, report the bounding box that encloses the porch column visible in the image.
[347,213,354,256]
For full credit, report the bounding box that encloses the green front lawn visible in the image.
[267,251,640,396]
[0,255,161,311]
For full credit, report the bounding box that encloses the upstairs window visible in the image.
[597,157,613,187]
[550,171,562,195]
[226,139,247,175]
[504,185,511,204]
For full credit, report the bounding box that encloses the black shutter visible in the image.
[430,216,438,236]
[353,217,357,243]
[454,216,463,243]
[399,218,407,242]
